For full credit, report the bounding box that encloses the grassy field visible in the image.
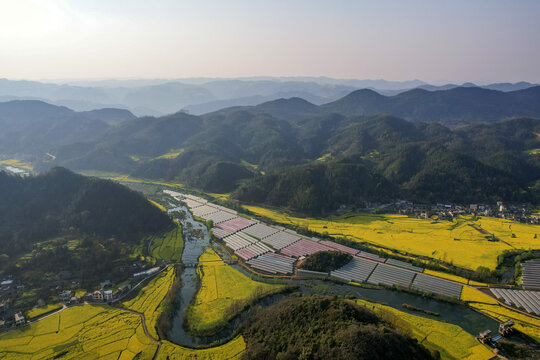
[355,299,494,360]
[0,159,33,170]
[123,267,175,340]
[187,249,286,334]
[158,336,246,360]
[0,305,157,360]
[149,226,184,263]
[26,303,63,319]
[245,205,538,270]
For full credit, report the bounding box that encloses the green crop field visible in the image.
[149,226,184,262]
[245,205,538,270]
[186,249,286,334]
[355,299,493,360]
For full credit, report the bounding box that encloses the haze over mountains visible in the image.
[0,77,537,116]
[1,82,539,214]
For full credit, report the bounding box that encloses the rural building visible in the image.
[118,284,131,294]
[14,312,25,325]
[103,290,114,301]
[92,290,104,302]
[59,290,72,301]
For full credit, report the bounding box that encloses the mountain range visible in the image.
[1,84,540,214]
[0,77,537,116]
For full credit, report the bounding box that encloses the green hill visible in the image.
[0,167,172,286]
[242,295,435,360]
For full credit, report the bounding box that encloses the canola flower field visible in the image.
[0,159,33,170]
[355,299,494,360]
[461,286,540,343]
[244,205,538,270]
[423,269,487,286]
[0,264,248,359]
[158,336,246,360]
[149,199,168,212]
[187,249,286,334]
[0,306,157,360]
[149,226,184,263]
[26,303,63,320]
[123,267,176,340]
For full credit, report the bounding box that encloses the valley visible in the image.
[2,1,540,358]
[0,175,539,359]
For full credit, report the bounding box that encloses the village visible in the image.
[0,265,162,330]
[350,200,540,224]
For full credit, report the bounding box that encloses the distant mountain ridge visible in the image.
[0,100,135,153]
[209,85,540,126]
[0,77,537,116]
[1,85,540,214]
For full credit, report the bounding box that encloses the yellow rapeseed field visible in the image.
[124,267,175,340]
[460,286,498,304]
[0,305,157,360]
[355,299,494,360]
[149,199,168,212]
[158,336,246,360]
[470,302,540,342]
[26,303,63,319]
[79,170,185,188]
[0,159,33,170]
[245,206,538,270]
[153,148,185,160]
[461,286,540,342]
[1,266,248,360]
[187,249,285,333]
[424,269,487,286]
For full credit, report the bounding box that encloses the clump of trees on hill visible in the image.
[299,251,352,272]
[241,295,435,360]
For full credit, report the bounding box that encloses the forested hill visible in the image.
[208,85,540,126]
[242,295,434,359]
[3,87,540,214]
[0,100,135,153]
[320,86,540,126]
[0,167,172,281]
[41,112,540,214]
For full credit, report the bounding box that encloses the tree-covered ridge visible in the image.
[3,89,540,211]
[0,167,172,284]
[299,251,352,273]
[48,112,540,213]
[241,295,435,360]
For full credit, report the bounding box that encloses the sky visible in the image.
[0,0,539,84]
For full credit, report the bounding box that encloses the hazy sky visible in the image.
[0,0,539,83]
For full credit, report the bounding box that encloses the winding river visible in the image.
[166,202,500,348]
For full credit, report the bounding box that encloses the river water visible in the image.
[166,202,499,348]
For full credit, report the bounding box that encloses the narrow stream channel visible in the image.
[166,202,500,348]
